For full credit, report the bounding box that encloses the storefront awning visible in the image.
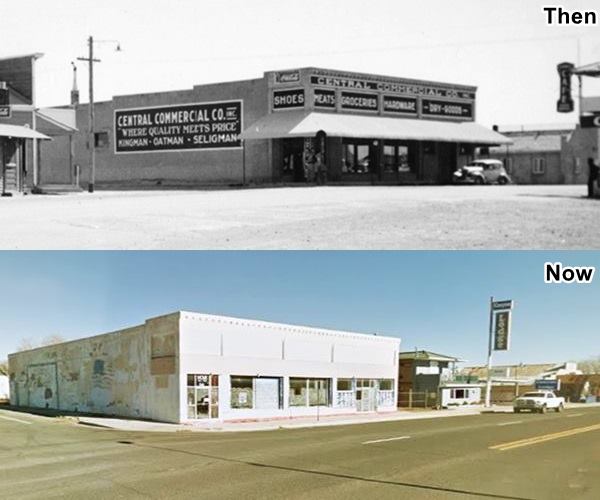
[240,111,512,145]
[0,124,51,140]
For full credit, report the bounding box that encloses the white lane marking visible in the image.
[567,413,584,418]
[362,435,410,445]
[0,414,32,425]
[497,420,523,426]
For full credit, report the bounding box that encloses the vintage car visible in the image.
[453,159,511,185]
[513,391,565,414]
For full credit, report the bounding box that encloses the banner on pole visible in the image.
[493,310,511,351]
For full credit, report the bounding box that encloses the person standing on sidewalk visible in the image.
[315,151,327,185]
[587,157,599,198]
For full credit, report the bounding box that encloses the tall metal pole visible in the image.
[485,296,494,408]
[31,55,39,188]
[242,139,246,186]
[577,38,583,119]
[88,35,95,193]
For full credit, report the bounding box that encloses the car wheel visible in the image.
[498,177,508,185]
[540,405,547,414]
[556,403,564,413]
[474,177,484,185]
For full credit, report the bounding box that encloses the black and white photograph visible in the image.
[1,1,599,499]
[0,0,599,248]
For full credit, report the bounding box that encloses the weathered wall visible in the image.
[561,127,599,184]
[45,77,271,189]
[505,152,563,184]
[8,312,181,422]
[39,134,72,184]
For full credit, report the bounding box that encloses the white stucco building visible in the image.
[8,311,400,423]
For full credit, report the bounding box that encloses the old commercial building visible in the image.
[485,124,595,185]
[8,311,400,423]
[0,54,76,194]
[42,67,510,189]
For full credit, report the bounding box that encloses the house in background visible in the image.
[460,362,581,403]
[398,350,462,407]
[481,124,581,184]
[481,105,600,186]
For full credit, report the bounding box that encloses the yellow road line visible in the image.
[362,436,411,445]
[490,423,600,451]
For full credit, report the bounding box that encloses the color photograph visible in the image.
[1,1,599,499]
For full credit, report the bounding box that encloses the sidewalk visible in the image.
[74,402,599,433]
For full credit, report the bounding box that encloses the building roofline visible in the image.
[180,310,400,343]
[271,66,477,91]
[399,349,462,361]
[0,53,44,62]
[8,310,400,359]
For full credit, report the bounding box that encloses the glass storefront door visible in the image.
[187,374,219,419]
[356,379,377,412]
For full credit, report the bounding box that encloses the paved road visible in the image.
[0,185,597,249]
[1,406,598,499]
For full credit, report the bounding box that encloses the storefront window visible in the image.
[382,142,414,173]
[377,379,395,407]
[290,378,331,406]
[308,379,330,406]
[289,377,308,406]
[231,376,253,409]
[356,378,376,388]
[383,145,395,172]
[231,376,282,410]
[342,141,371,174]
[337,379,352,391]
[379,379,393,391]
[336,378,354,407]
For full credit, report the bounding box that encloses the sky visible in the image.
[0,251,598,367]
[3,0,600,127]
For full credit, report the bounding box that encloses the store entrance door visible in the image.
[356,388,376,411]
[281,138,306,182]
[1,137,20,195]
[187,374,219,419]
[438,142,457,184]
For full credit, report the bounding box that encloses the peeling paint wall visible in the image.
[8,312,181,423]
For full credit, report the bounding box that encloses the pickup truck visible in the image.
[513,391,565,414]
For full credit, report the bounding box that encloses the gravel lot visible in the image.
[0,184,597,249]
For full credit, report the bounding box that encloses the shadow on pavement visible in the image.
[0,403,157,424]
[115,440,534,500]
[516,193,597,201]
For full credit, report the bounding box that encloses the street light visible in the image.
[77,36,121,193]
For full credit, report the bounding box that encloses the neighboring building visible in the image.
[461,362,580,383]
[37,66,509,189]
[398,350,461,407]
[461,362,581,403]
[0,374,8,401]
[558,374,600,403]
[8,311,400,423]
[0,54,76,194]
[439,383,482,408]
[483,120,600,185]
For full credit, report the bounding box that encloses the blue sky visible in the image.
[4,0,600,126]
[0,251,598,366]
